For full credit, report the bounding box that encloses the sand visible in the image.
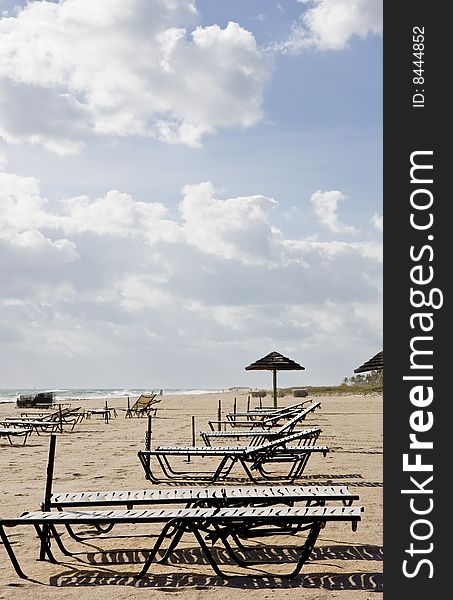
[0,391,383,599]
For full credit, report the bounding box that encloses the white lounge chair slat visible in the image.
[50,484,359,508]
[12,505,363,526]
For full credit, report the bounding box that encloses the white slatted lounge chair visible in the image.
[11,407,84,430]
[50,484,359,510]
[0,418,77,434]
[0,420,62,435]
[138,430,329,484]
[226,400,310,422]
[85,407,117,422]
[48,483,358,548]
[0,504,363,580]
[18,406,83,422]
[201,409,321,446]
[209,401,321,431]
[49,482,349,538]
[200,427,320,448]
[0,427,33,446]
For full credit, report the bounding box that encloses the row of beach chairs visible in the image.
[0,482,363,580]
[137,401,327,484]
[0,398,364,581]
[0,394,161,446]
[208,400,320,430]
[0,406,85,444]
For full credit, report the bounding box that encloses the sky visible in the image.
[0,0,382,389]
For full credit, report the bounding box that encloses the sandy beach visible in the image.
[0,391,382,599]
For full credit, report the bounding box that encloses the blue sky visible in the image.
[0,0,382,388]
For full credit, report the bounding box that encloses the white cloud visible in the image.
[372,212,383,232]
[60,190,173,238]
[309,190,359,234]
[0,166,381,385]
[0,171,53,232]
[0,0,271,153]
[0,78,89,155]
[280,0,382,52]
[114,275,173,312]
[180,181,280,264]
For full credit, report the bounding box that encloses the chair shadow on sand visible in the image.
[48,544,383,592]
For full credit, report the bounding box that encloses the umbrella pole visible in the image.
[273,369,277,408]
[217,399,222,431]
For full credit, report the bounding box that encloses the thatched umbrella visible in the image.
[354,351,383,373]
[245,351,305,408]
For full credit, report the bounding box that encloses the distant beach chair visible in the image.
[125,393,160,418]
[18,406,84,424]
[0,427,33,446]
[209,401,321,431]
[0,419,71,435]
[85,406,117,423]
[226,400,311,421]
[137,430,329,484]
[0,504,362,580]
[1,408,82,434]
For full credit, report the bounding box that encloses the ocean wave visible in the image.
[0,388,226,404]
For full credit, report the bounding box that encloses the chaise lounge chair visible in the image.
[18,406,84,424]
[0,504,363,580]
[1,407,82,434]
[125,393,160,418]
[0,427,33,446]
[209,401,321,431]
[0,419,69,435]
[48,482,356,543]
[201,407,322,446]
[200,426,321,448]
[50,483,359,510]
[226,400,311,422]
[138,430,329,484]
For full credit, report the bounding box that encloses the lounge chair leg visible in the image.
[290,454,312,482]
[285,521,322,579]
[93,523,115,534]
[189,524,227,579]
[215,529,248,567]
[239,459,260,484]
[219,521,322,578]
[34,525,58,563]
[210,457,234,483]
[159,455,181,478]
[0,524,28,579]
[157,527,185,563]
[62,523,88,542]
[230,532,248,551]
[137,452,159,483]
[49,525,72,556]
[137,521,179,578]
[157,455,213,482]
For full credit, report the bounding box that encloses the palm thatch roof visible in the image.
[245,351,305,372]
[354,351,383,373]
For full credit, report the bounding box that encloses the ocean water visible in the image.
[0,388,227,404]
